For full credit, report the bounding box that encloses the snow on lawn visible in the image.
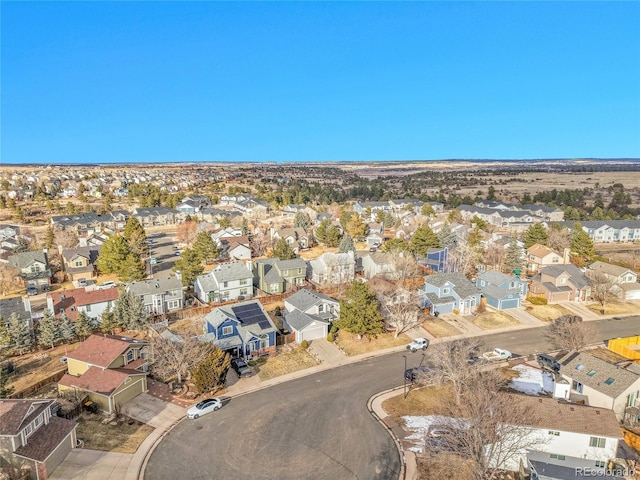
[508,364,554,396]
[402,415,446,453]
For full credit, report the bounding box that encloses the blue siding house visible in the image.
[476,270,527,310]
[201,300,278,358]
[419,272,481,315]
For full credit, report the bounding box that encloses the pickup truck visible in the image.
[406,338,429,352]
[482,348,512,362]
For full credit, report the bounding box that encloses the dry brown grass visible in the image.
[472,311,520,330]
[75,414,154,453]
[526,304,573,322]
[257,346,318,381]
[335,332,410,356]
[587,301,640,315]
[297,246,338,260]
[382,385,454,422]
[421,319,462,338]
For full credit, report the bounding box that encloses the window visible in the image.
[548,431,560,436]
[34,415,42,428]
[572,381,583,393]
[443,288,450,295]
[318,304,324,313]
[223,281,228,288]
[240,279,248,286]
[550,454,565,461]
[86,304,92,312]
[553,257,559,263]
[240,288,248,295]
[74,259,84,267]
[298,268,303,274]
[587,370,596,377]
[595,461,605,468]
[270,284,279,293]
[126,350,134,363]
[260,337,268,349]
[24,424,32,437]
[222,326,233,336]
[604,377,615,385]
[589,437,606,448]
[558,277,566,284]
[167,300,180,310]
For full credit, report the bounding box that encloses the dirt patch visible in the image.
[472,312,520,330]
[525,304,573,322]
[421,319,462,338]
[335,332,410,356]
[587,301,640,315]
[75,413,154,453]
[257,346,318,381]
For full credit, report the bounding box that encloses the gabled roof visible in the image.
[286,289,337,312]
[283,309,328,331]
[0,296,31,324]
[559,351,640,398]
[66,334,148,368]
[540,264,590,290]
[424,272,481,298]
[210,261,253,283]
[13,416,77,462]
[48,287,119,321]
[0,399,52,436]
[203,300,277,343]
[527,243,559,258]
[8,250,48,269]
[481,284,516,301]
[127,275,183,296]
[588,261,634,278]
[478,270,518,286]
[364,252,394,266]
[59,366,146,396]
[61,246,101,264]
[275,257,307,271]
[219,236,251,251]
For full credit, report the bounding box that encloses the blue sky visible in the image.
[2,1,639,164]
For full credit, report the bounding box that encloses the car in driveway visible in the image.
[27,284,38,295]
[231,358,253,378]
[186,398,222,419]
[78,278,88,287]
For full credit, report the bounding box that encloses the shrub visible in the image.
[327,333,335,342]
[475,302,487,315]
[273,306,282,316]
[300,340,309,349]
[527,296,548,305]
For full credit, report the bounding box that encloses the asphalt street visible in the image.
[145,315,640,480]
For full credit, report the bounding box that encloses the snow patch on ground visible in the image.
[508,364,554,396]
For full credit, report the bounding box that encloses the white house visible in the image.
[361,252,395,279]
[587,261,640,300]
[194,261,253,304]
[308,251,356,285]
[283,289,340,343]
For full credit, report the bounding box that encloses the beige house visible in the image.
[587,261,640,300]
[526,244,569,274]
[61,246,101,282]
[58,335,149,414]
[529,265,591,303]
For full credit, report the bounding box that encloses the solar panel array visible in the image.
[232,303,272,330]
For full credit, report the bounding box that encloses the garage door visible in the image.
[625,290,640,300]
[300,323,327,342]
[500,298,521,309]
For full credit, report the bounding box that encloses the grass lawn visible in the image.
[335,332,410,356]
[257,347,318,381]
[421,319,462,338]
[525,304,573,322]
[587,301,640,315]
[472,311,520,330]
[75,414,154,453]
[382,385,454,422]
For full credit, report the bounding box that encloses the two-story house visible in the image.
[419,272,481,315]
[126,275,184,314]
[201,300,277,358]
[194,261,253,304]
[61,246,101,282]
[0,296,32,328]
[8,249,52,293]
[526,244,569,275]
[0,399,78,480]
[132,207,184,227]
[308,252,356,285]
[361,252,395,279]
[218,236,251,261]
[272,227,312,254]
[47,287,119,324]
[587,261,640,300]
[476,270,528,310]
[58,334,149,414]
[252,258,307,294]
[529,265,591,303]
[283,289,340,342]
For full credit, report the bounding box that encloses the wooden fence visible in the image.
[10,369,67,399]
[276,332,296,346]
[173,291,296,320]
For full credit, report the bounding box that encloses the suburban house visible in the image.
[308,252,356,285]
[419,272,481,315]
[561,220,640,243]
[61,246,101,282]
[126,275,184,315]
[555,351,640,421]
[366,232,384,248]
[587,261,640,300]
[132,207,184,227]
[389,198,424,214]
[0,296,32,326]
[211,227,244,246]
[0,399,78,480]
[526,244,570,275]
[51,211,129,236]
[218,236,252,261]
[529,265,591,303]
[476,270,527,310]
[361,252,395,279]
[8,249,52,293]
[283,289,339,342]
[46,287,119,323]
[218,194,269,218]
[176,195,210,215]
[282,204,317,220]
[272,227,312,253]
[194,261,253,304]
[201,300,278,358]
[58,335,149,415]
[353,201,393,221]
[252,257,307,294]
[520,204,565,222]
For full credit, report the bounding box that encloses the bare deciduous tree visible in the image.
[546,227,571,252]
[250,231,272,257]
[387,252,420,286]
[0,264,23,296]
[483,244,504,271]
[446,244,479,277]
[587,272,620,314]
[548,315,594,351]
[176,220,199,246]
[54,229,78,249]
[378,292,422,338]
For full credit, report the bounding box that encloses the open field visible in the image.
[335,331,410,356]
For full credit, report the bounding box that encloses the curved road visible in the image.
[145,316,640,480]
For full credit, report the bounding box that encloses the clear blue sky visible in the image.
[2,1,639,164]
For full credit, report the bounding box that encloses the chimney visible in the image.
[563,248,570,264]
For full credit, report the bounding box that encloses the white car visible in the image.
[406,338,429,352]
[186,398,222,419]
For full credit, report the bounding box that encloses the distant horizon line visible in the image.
[4,157,640,167]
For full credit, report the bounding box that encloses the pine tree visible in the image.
[192,232,219,264]
[436,223,457,248]
[345,213,367,239]
[173,247,204,286]
[294,211,311,229]
[0,362,15,398]
[59,313,76,342]
[380,238,410,253]
[114,291,149,331]
[38,310,61,349]
[271,238,296,260]
[75,311,96,340]
[191,348,231,394]
[241,217,251,236]
[8,313,33,355]
[119,253,147,282]
[45,225,56,250]
[504,236,524,274]
[97,234,131,275]
[571,223,596,267]
[334,281,384,339]
[523,223,549,249]
[410,224,441,256]
[338,235,356,256]
[421,204,436,217]
[99,306,122,334]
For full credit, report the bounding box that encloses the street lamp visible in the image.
[403,355,408,400]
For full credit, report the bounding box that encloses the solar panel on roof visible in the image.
[258,320,271,329]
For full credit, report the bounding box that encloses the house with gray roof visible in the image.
[126,275,184,315]
[283,289,340,342]
[194,261,253,304]
[201,300,277,358]
[361,252,395,279]
[308,252,356,285]
[0,296,32,327]
[557,351,640,420]
[252,258,307,294]
[419,272,481,315]
[587,261,640,301]
[132,207,184,227]
[476,270,527,310]
[560,220,640,243]
[8,249,51,292]
[61,246,101,282]
[530,264,591,303]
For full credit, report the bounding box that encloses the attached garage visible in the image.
[283,310,329,343]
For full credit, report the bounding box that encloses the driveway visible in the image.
[50,449,132,480]
[122,393,186,429]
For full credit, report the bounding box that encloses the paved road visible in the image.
[145,315,640,480]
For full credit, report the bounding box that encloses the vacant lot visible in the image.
[421,319,461,338]
[75,414,154,453]
[472,311,520,330]
[525,304,572,322]
[257,346,318,381]
[336,332,410,356]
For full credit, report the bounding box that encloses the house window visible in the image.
[318,304,324,313]
[548,431,560,436]
[167,300,180,310]
[604,377,615,385]
[30,265,41,273]
[223,282,228,288]
[34,415,42,428]
[589,437,606,448]
[240,288,248,295]
[558,278,566,284]
[74,259,84,267]
[270,284,279,293]
[260,337,268,349]
[509,281,516,288]
[222,326,233,336]
[86,304,92,312]
[572,381,583,393]
[553,257,559,263]
[126,350,134,363]
[140,347,148,360]
[24,424,32,437]
[240,279,248,286]
[550,454,565,461]
[595,461,605,468]
[587,370,596,376]
[443,288,450,295]
[298,268,302,274]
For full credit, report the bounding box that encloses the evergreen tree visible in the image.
[374,210,386,224]
[338,235,356,256]
[436,223,457,248]
[314,219,342,247]
[192,231,219,264]
[119,253,147,282]
[571,223,596,267]
[271,238,296,260]
[334,280,384,339]
[97,234,131,275]
[241,217,251,237]
[99,306,122,334]
[523,223,549,249]
[380,238,410,253]
[38,310,61,349]
[8,312,33,355]
[0,362,15,398]
[45,225,56,250]
[218,216,231,228]
[123,217,148,258]
[410,224,441,256]
[59,313,76,342]
[75,311,96,340]
[173,247,204,286]
[0,316,9,346]
[421,204,436,217]
[191,348,231,394]
[504,236,524,274]
[294,211,311,229]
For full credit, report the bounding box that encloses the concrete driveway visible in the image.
[49,449,132,480]
[122,393,186,428]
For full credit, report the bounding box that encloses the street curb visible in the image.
[136,416,185,480]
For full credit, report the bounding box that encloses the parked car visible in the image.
[175,251,181,256]
[78,278,88,287]
[406,338,429,352]
[231,358,253,378]
[404,366,431,383]
[186,398,222,419]
[482,347,512,362]
[27,284,37,295]
[536,353,561,374]
[98,281,116,289]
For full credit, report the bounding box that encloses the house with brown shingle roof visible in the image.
[0,399,77,480]
[60,246,101,282]
[57,335,149,414]
[219,235,252,261]
[46,287,119,323]
[526,244,569,274]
